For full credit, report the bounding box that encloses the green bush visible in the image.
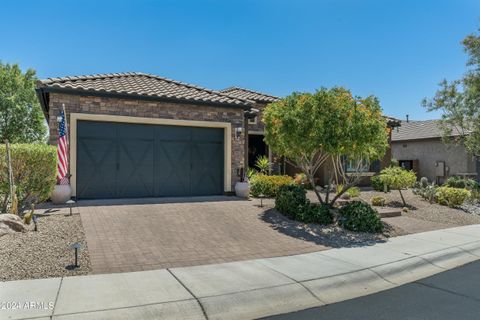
[0,144,57,212]
[371,196,386,206]
[435,186,471,207]
[275,184,332,225]
[299,203,333,224]
[250,174,293,197]
[275,184,308,219]
[444,177,479,190]
[339,201,383,233]
[371,175,388,192]
[347,186,360,198]
[470,189,480,201]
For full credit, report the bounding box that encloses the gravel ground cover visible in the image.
[357,189,480,226]
[0,213,90,281]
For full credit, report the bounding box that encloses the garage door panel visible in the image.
[117,139,155,198]
[155,141,191,196]
[156,125,191,141]
[76,121,224,199]
[77,137,117,199]
[190,142,223,196]
[191,127,223,142]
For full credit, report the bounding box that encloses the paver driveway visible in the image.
[79,196,327,274]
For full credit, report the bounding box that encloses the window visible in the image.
[248,116,257,125]
[345,158,370,173]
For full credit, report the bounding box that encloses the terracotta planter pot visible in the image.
[51,185,72,204]
[235,182,250,198]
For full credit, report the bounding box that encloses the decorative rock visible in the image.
[51,184,72,204]
[0,214,26,237]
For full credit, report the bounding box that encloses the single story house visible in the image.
[36,72,259,199]
[391,119,480,184]
[36,72,400,199]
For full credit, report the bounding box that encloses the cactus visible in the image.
[420,177,429,188]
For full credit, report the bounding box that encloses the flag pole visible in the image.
[61,104,70,182]
[62,104,69,146]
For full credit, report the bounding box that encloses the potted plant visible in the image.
[235,168,250,198]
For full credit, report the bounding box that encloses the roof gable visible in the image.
[37,72,252,108]
[220,87,280,103]
[391,119,464,142]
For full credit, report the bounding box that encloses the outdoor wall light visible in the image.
[235,127,243,139]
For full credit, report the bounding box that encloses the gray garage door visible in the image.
[76,120,224,199]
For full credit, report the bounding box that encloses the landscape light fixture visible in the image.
[69,242,83,268]
[66,199,75,216]
[32,215,38,232]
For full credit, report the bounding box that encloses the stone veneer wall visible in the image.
[247,102,267,132]
[47,92,245,190]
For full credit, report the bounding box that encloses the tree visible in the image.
[378,166,416,207]
[0,62,47,143]
[263,87,389,206]
[423,28,480,157]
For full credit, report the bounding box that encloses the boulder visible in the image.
[0,214,26,237]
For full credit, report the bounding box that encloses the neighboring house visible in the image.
[219,87,280,170]
[391,119,479,184]
[36,72,256,199]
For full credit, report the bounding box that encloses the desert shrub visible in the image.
[371,196,386,206]
[435,186,471,207]
[371,175,388,192]
[299,203,333,224]
[347,186,360,198]
[246,167,257,180]
[470,189,480,201]
[294,173,311,188]
[444,177,479,190]
[250,174,293,197]
[255,155,271,174]
[413,179,438,204]
[336,185,360,199]
[339,201,383,233]
[0,144,57,212]
[275,184,308,219]
[379,166,417,206]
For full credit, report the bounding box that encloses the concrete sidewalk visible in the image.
[2,225,480,320]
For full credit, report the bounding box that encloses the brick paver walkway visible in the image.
[79,197,327,274]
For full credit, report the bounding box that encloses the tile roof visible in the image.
[391,119,464,142]
[37,72,252,107]
[220,87,280,103]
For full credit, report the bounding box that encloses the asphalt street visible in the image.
[261,260,480,320]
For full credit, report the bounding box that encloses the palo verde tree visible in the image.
[423,27,480,157]
[263,87,389,206]
[0,62,47,143]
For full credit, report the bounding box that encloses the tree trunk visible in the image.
[307,174,324,204]
[398,189,407,207]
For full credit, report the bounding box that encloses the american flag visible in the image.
[57,110,69,185]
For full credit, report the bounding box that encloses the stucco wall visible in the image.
[47,92,245,190]
[391,138,477,182]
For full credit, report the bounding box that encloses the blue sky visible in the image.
[1,0,479,120]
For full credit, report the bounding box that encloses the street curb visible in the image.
[2,226,480,320]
